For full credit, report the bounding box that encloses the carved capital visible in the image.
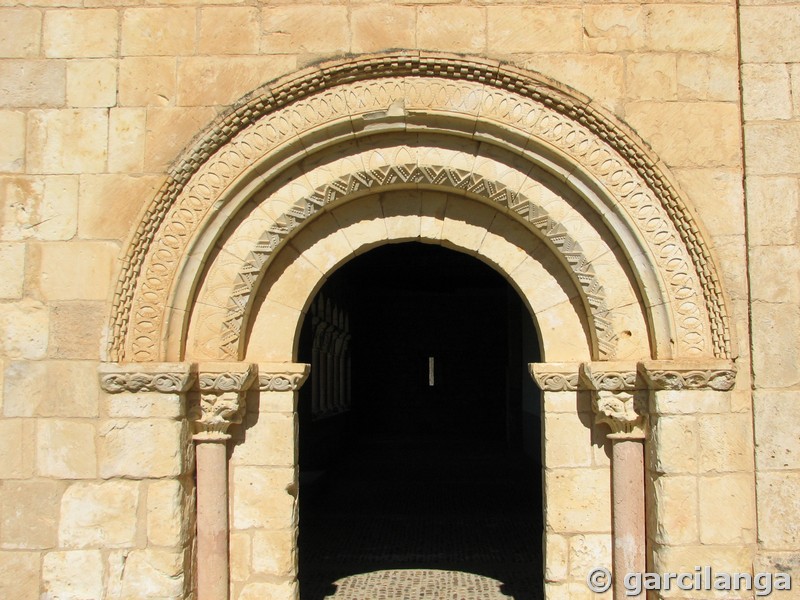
[593,390,647,440]
[579,362,639,391]
[257,363,311,392]
[191,363,257,442]
[638,360,737,391]
[98,362,195,394]
[529,363,580,391]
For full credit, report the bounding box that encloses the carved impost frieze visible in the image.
[190,363,257,442]
[98,362,195,394]
[579,362,640,392]
[529,363,580,391]
[257,362,311,392]
[638,360,737,391]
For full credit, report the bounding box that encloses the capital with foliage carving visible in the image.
[579,363,645,440]
[190,363,257,442]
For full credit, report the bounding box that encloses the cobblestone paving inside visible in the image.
[298,435,543,599]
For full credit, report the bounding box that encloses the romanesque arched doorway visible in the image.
[98,53,738,600]
[295,241,543,599]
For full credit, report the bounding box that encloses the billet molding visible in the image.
[107,52,731,364]
[190,363,257,442]
[98,362,195,394]
[638,360,737,392]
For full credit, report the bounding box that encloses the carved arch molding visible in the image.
[106,52,732,363]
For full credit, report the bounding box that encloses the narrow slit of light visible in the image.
[428,356,434,387]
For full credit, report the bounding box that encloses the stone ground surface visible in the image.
[298,435,543,600]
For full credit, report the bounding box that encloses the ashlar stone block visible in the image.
[37,419,97,479]
[34,241,118,302]
[261,5,348,54]
[0,175,78,241]
[0,9,41,58]
[198,7,259,55]
[0,551,39,600]
[43,9,118,58]
[0,111,24,172]
[42,550,104,600]
[66,60,117,108]
[99,419,187,479]
[1,480,60,549]
[418,5,485,53]
[0,299,49,360]
[27,109,108,174]
[59,480,139,549]
[121,8,195,57]
[757,471,800,550]
[146,479,186,547]
[0,243,24,299]
[699,474,756,545]
[238,580,295,600]
[0,60,65,107]
[351,5,415,54]
[232,466,295,530]
[252,528,294,577]
[754,391,800,470]
[0,418,33,478]
[488,6,581,54]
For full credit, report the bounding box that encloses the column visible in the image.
[190,363,257,600]
[580,363,646,600]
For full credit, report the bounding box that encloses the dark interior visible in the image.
[297,241,544,599]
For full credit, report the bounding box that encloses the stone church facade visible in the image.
[1,2,798,599]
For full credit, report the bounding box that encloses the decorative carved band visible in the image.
[529,363,580,391]
[98,363,195,394]
[258,363,311,392]
[638,360,737,391]
[217,165,616,360]
[107,52,731,363]
[579,363,639,391]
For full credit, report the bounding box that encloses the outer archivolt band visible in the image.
[108,52,731,362]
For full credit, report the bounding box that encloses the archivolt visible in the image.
[108,52,731,362]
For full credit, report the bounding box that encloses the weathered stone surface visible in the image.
[754,391,800,470]
[583,5,645,52]
[649,415,697,474]
[10,295,47,357]
[677,55,739,102]
[59,480,138,548]
[143,107,216,171]
[230,532,251,583]
[0,9,41,58]
[176,56,296,106]
[147,479,186,547]
[43,9,118,58]
[48,301,105,360]
[37,419,97,479]
[418,5,485,53]
[568,534,611,580]
[0,175,78,241]
[108,107,147,173]
[99,419,187,479]
[119,58,175,107]
[351,5,415,54]
[262,5,348,53]
[42,550,104,600]
[746,176,800,246]
[4,360,99,418]
[238,580,295,600]
[488,6,582,54]
[252,528,293,576]
[757,472,800,550]
[106,392,184,419]
[626,54,676,100]
[78,174,160,240]
[652,475,697,545]
[0,111,24,172]
[741,6,800,63]
[1,480,61,549]
[544,533,568,582]
[0,418,34,478]
[232,466,295,529]
[645,5,737,55]
[0,60,65,107]
[742,63,792,121]
[544,468,610,533]
[544,412,593,468]
[198,7,259,55]
[231,411,294,467]
[27,109,108,174]
[699,474,756,545]
[745,121,800,175]
[522,54,624,109]
[32,241,118,302]
[121,8,195,56]
[0,242,24,298]
[751,303,800,389]
[672,168,745,238]
[66,59,117,108]
[698,414,754,474]
[0,551,39,600]
[109,549,184,599]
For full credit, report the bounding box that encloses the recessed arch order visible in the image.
[107,52,733,366]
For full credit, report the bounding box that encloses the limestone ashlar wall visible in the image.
[0,1,750,599]
[740,3,800,575]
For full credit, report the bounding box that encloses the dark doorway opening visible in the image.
[297,242,543,599]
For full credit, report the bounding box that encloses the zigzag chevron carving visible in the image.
[217,164,618,359]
